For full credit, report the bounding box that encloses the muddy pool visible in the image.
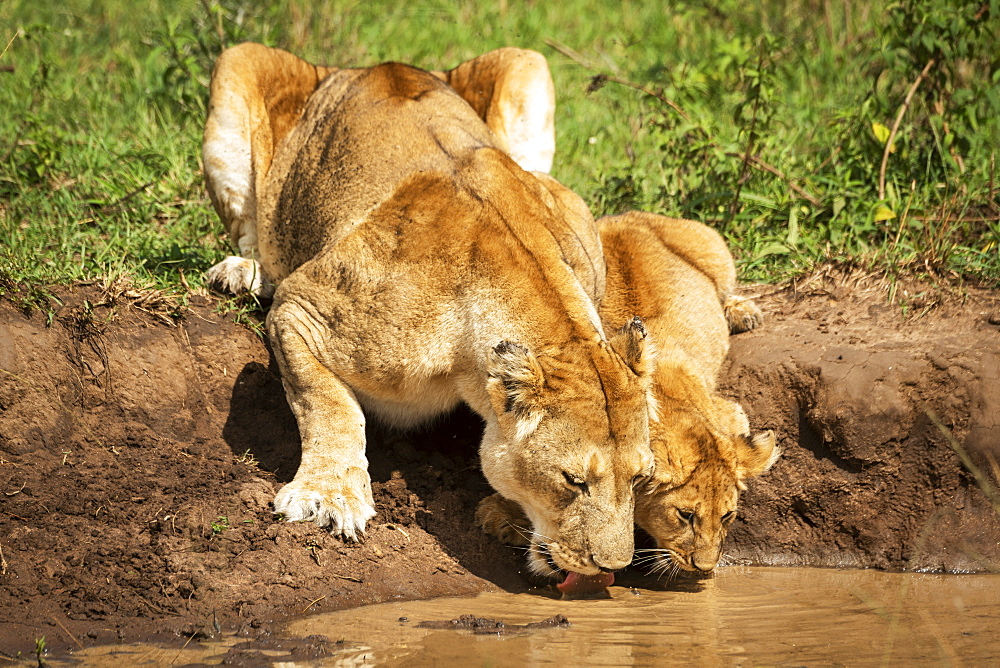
[60,567,1000,666]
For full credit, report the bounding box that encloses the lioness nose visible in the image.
[593,555,630,572]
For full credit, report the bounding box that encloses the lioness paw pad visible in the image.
[273,477,376,541]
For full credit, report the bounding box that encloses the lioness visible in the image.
[202,44,656,580]
[479,212,779,577]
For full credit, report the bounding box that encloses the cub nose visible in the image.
[691,558,717,574]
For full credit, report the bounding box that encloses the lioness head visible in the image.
[635,398,778,576]
[479,318,656,579]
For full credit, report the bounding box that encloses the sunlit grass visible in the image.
[1,0,997,299]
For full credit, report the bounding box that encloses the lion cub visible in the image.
[479,211,778,577]
[202,44,657,580]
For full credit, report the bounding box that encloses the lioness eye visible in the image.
[562,471,588,494]
[677,509,695,523]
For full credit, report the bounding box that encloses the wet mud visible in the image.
[0,275,998,659]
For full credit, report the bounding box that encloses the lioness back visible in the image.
[257,63,498,282]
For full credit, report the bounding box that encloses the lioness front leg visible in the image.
[476,493,531,547]
[267,301,376,540]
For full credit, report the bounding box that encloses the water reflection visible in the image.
[289,567,1000,666]
[70,567,1000,666]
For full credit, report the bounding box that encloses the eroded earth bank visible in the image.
[0,275,998,658]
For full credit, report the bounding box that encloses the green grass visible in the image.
[1,0,998,302]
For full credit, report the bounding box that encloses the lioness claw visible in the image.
[274,479,376,541]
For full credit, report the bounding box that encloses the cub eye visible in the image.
[562,471,588,494]
[677,509,695,524]
[722,511,735,524]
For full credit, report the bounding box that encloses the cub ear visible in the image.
[609,316,654,378]
[734,430,780,489]
[486,341,545,440]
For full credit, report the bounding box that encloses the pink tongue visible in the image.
[556,571,615,599]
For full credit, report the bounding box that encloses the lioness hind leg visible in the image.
[476,493,532,547]
[723,294,764,334]
[203,43,333,296]
[268,301,376,540]
[438,48,555,174]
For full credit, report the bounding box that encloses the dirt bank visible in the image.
[0,276,998,658]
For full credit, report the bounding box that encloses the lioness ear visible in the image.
[734,430,780,489]
[609,316,654,378]
[486,341,545,440]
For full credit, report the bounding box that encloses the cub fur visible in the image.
[600,212,778,574]
[478,212,778,575]
[202,44,655,578]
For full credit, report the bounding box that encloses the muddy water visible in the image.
[71,567,1000,666]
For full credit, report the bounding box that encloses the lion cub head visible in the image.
[479,319,656,580]
[635,395,778,576]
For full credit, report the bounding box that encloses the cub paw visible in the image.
[475,493,531,547]
[723,294,763,334]
[273,467,376,541]
[206,256,275,298]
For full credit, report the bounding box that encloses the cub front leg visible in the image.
[267,300,376,540]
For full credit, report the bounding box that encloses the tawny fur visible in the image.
[203,45,556,298]
[202,44,655,577]
[479,212,779,577]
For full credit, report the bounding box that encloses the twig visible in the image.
[926,408,1000,513]
[92,180,156,217]
[171,629,199,665]
[879,59,936,201]
[545,39,692,122]
[49,616,85,651]
[911,215,1000,223]
[724,152,821,207]
[329,572,363,583]
[0,366,41,392]
[386,523,410,539]
[4,482,25,497]
[0,31,19,62]
[0,541,7,576]
[300,595,327,614]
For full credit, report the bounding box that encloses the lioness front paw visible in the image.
[207,256,275,298]
[723,295,763,334]
[476,493,531,547]
[273,467,376,541]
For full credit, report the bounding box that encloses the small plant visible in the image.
[34,636,47,667]
[210,516,229,535]
[237,449,260,467]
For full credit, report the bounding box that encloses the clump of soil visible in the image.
[0,276,998,658]
[416,613,571,634]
